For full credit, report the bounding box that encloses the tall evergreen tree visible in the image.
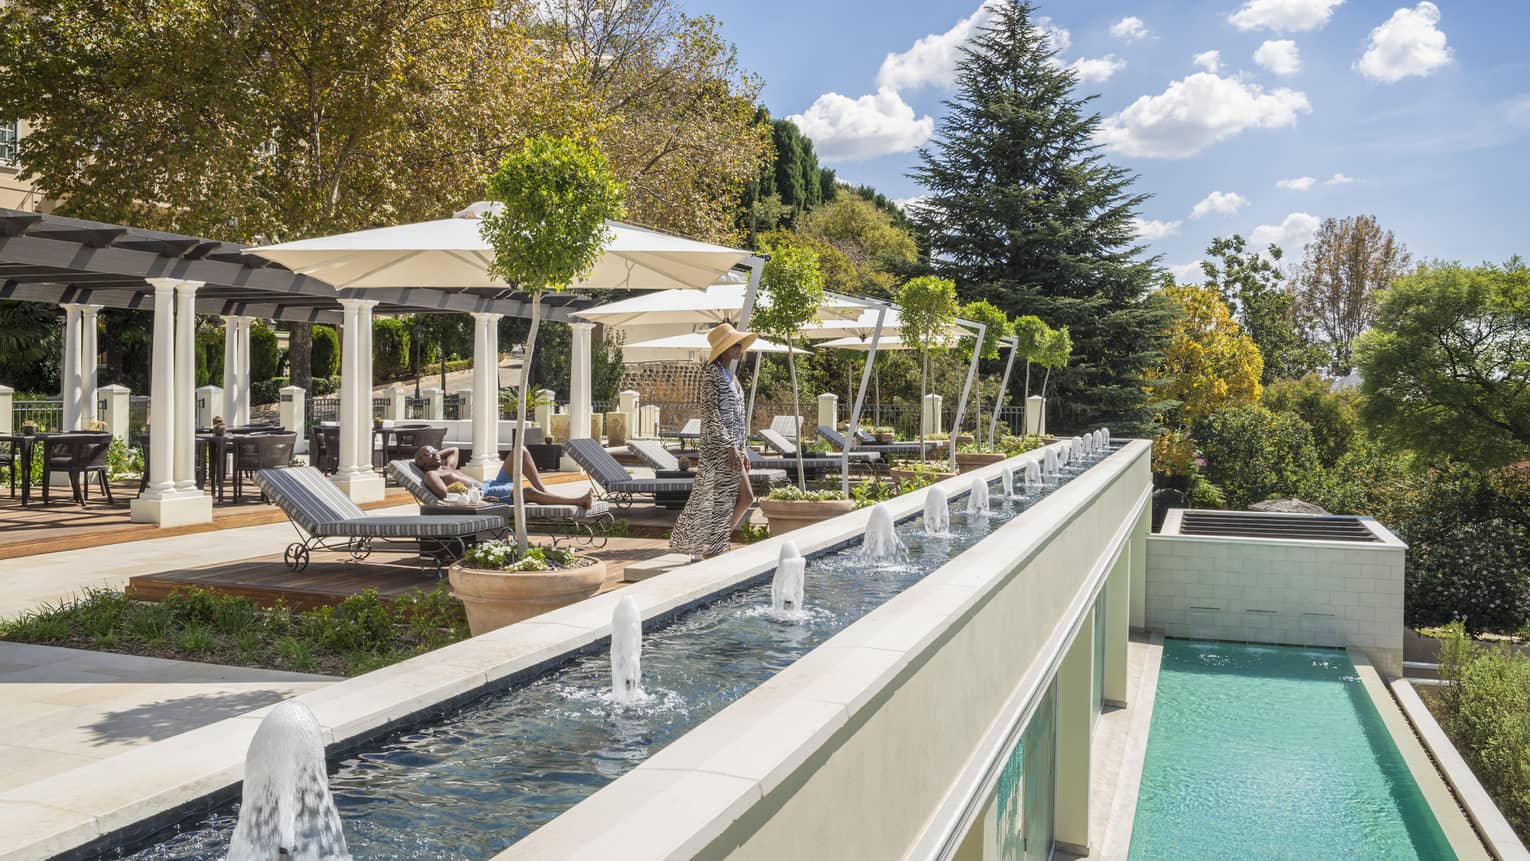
[910,0,1175,434]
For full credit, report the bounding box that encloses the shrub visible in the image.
[1261,374,1360,468]
[1435,623,1530,839]
[310,325,340,379]
[249,324,281,382]
[1193,405,1320,509]
[250,378,281,407]
[373,318,410,379]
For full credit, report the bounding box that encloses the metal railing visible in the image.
[12,398,62,432]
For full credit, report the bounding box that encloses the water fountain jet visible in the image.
[1023,460,1043,495]
[611,596,644,705]
[859,503,908,564]
[924,486,951,536]
[226,701,349,861]
[771,542,806,615]
[1000,467,1014,499]
[967,476,991,516]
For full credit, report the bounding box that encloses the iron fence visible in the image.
[128,395,151,439]
[12,399,63,432]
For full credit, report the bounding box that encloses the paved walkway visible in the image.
[0,643,333,792]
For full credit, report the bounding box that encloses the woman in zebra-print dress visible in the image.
[670,325,755,559]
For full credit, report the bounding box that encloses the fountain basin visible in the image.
[756,498,856,534]
[448,556,609,635]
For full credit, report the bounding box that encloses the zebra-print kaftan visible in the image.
[669,361,746,558]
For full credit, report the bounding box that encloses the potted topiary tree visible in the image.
[753,241,825,489]
[897,275,958,469]
[954,299,1010,471]
[477,134,625,553]
[1009,315,1049,438]
[1036,325,1073,435]
[448,540,607,634]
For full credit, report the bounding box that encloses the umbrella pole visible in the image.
[949,321,985,472]
[745,350,762,436]
[844,307,888,497]
[988,338,1019,447]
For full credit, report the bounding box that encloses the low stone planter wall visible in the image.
[448,557,608,635]
[955,452,1006,473]
[757,498,855,535]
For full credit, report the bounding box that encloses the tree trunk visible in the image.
[1023,361,1031,438]
[288,322,312,391]
[512,299,542,552]
[787,344,805,489]
[1039,365,1052,434]
[918,350,928,458]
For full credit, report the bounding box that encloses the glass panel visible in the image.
[0,120,18,167]
[1023,680,1057,861]
[1093,590,1107,718]
[994,726,1026,860]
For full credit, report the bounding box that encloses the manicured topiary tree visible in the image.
[1010,315,1049,438]
[480,135,625,551]
[755,241,826,488]
[1036,325,1072,432]
[957,299,1009,447]
[896,275,958,455]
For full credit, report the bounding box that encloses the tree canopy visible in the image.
[910,0,1173,434]
[1357,260,1530,467]
[1294,215,1412,374]
[1200,235,1323,383]
[1151,284,1265,426]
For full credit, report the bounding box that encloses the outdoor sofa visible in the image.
[255,466,504,574]
[385,459,613,548]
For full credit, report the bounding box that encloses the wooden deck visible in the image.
[125,536,677,610]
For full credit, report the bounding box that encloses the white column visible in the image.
[331,299,385,502]
[0,384,12,435]
[639,404,660,438]
[467,312,502,478]
[173,281,202,491]
[568,321,593,441]
[817,393,838,432]
[131,280,211,525]
[235,317,253,425]
[60,304,83,431]
[222,316,238,424]
[279,384,307,454]
[79,306,100,425]
[1055,609,1095,855]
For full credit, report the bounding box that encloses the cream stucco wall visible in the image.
[1144,515,1405,678]
[502,440,1152,861]
[0,119,48,212]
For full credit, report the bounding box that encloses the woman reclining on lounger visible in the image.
[414,446,593,509]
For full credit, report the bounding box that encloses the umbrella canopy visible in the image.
[816,334,918,351]
[624,331,801,362]
[799,307,904,339]
[574,283,862,328]
[248,202,750,293]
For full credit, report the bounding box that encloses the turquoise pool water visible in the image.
[1129,639,1457,861]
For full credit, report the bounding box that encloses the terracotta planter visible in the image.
[874,432,894,443]
[757,497,855,534]
[448,556,608,635]
[890,467,959,483]
[955,451,1006,473]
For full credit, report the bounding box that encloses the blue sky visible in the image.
[698,0,1530,279]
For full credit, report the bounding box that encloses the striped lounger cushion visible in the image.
[386,459,608,520]
[256,466,498,538]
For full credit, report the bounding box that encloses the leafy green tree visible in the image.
[1009,316,1050,436]
[1036,325,1073,426]
[249,325,280,383]
[1294,215,1413,373]
[310,325,340,380]
[0,302,60,392]
[1194,405,1321,509]
[957,300,1010,445]
[898,276,959,453]
[1358,261,1530,468]
[911,0,1174,434]
[796,196,919,299]
[1149,284,1263,426]
[1261,374,1360,468]
[372,318,411,380]
[1200,235,1324,382]
[755,242,827,487]
[481,134,625,550]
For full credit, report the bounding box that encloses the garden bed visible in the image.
[0,585,470,677]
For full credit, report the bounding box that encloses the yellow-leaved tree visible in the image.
[1152,284,1265,426]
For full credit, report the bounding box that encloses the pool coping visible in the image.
[1096,631,1164,859]
[0,440,1086,861]
[1389,677,1530,861]
[1350,650,1492,861]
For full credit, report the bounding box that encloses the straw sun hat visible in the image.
[706,323,757,364]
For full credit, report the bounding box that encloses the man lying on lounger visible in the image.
[414,446,593,509]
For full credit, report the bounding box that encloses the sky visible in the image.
[695,0,1530,280]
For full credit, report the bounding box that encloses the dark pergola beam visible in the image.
[0,281,344,324]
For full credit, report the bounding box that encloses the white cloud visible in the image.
[789,88,935,162]
[1230,0,1344,33]
[1254,40,1302,75]
[1277,176,1317,191]
[1190,191,1249,219]
[1325,172,1355,185]
[1250,211,1321,255]
[1110,16,1149,41]
[1192,50,1222,73]
[1097,72,1311,158]
[1168,261,1206,283]
[895,195,931,213]
[876,3,1070,91]
[1357,2,1451,83]
[1132,217,1182,240]
[1070,55,1127,84]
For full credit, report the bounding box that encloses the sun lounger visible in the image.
[385,459,613,548]
[675,418,701,443]
[815,425,939,458]
[566,438,695,509]
[758,428,878,463]
[626,439,787,489]
[769,414,804,442]
[745,447,874,478]
[255,466,504,574]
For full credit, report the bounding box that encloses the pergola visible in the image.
[0,207,753,524]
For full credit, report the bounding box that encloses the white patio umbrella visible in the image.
[624,331,799,362]
[573,283,862,328]
[799,306,905,339]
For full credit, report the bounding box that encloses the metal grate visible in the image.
[1178,510,1380,542]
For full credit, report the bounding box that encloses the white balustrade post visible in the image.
[467,312,503,478]
[279,385,307,454]
[921,393,943,437]
[1026,394,1046,436]
[386,384,407,421]
[817,393,838,433]
[534,389,555,438]
[0,384,12,435]
[639,404,660,439]
[195,385,223,430]
[235,317,253,425]
[131,280,211,525]
[60,304,82,431]
[222,316,239,425]
[618,389,639,439]
[568,321,593,441]
[98,384,130,443]
[421,387,444,421]
[80,306,100,425]
[173,281,203,491]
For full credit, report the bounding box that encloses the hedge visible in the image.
[250,324,281,382]
[311,325,340,379]
[373,318,410,379]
